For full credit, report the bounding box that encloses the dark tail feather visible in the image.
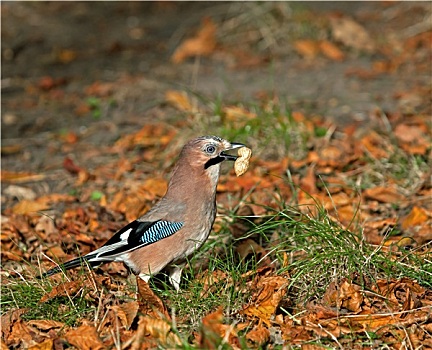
[41,255,99,278]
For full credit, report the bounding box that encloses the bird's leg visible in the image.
[166,265,184,291]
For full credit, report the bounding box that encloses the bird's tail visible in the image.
[41,255,99,278]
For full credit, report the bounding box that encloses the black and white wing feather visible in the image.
[42,220,183,277]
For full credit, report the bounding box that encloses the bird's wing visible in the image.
[86,220,184,261]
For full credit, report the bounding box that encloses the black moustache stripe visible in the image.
[204,156,225,169]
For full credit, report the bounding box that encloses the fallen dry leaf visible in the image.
[339,281,363,313]
[373,278,426,309]
[64,321,104,350]
[27,320,65,331]
[323,279,363,313]
[28,339,54,350]
[393,123,430,155]
[293,40,320,59]
[222,47,268,69]
[133,315,181,349]
[5,319,35,349]
[297,191,354,221]
[364,218,398,230]
[11,200,50,215]
[113,123,176,151]
[110,301,139,330]
[363,186,405,203]
[140,177,168,199]
[317,144,345,166]
[39,280,84,303]
[284,327,314,344]
[242,276,288,325]
[319,40,345,61]
[229,205,256,239]
[236,239,266,261]
[394,124,427,143]
[107,190,150,221]
[1,170,46,183]
[11,192,77,215]
[299,165,318,195]
[198,308,238,349]
[246,325,270,345]
[198,308,224,349]
[337,307,431,333]
[63,156,85,175]
[35,215,58,238]
[1,309,27,347]
[334,204,360,227]
[401,206,430,230]
[223,105,257,122]
[360,132,392,159]
[39,276,109,303]
[112,157,134,181]
[363,218,398,245]
[165,90,195,112]
[172,17,217,63]
[412,223,432,245]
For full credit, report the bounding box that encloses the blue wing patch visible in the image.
[139,221,184,244]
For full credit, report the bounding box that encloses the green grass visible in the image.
[357,147,430,191]
[1,276,93,326]
[180,90,315,162]
[1,266,138,327]
[249,204,431,299]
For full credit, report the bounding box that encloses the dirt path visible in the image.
[2,2,430,191]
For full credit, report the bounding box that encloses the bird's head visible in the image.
[166,136,246,200]
[186,135,245,189]
[183,135,245,170]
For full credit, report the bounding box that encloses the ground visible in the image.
[2,2,430,143]
[1,2,431,349]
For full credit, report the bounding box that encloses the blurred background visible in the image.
[3,1,430,138]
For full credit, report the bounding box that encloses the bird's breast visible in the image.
[182,225,212,257]
[180,202,216,257]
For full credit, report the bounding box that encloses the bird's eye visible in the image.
[204,144,217,154]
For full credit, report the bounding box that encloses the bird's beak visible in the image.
[220,142,245,161]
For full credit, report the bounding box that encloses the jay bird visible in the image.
[42,136,245,291]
